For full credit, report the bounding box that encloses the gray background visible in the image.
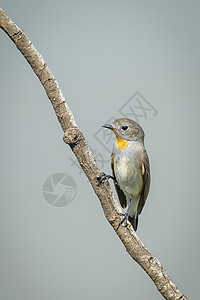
[0,1,199,299]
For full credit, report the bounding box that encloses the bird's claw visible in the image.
[97,173,116,185]
[116,212,129,230]
[97,173,109,185]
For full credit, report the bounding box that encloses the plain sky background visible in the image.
[0,1,200,299]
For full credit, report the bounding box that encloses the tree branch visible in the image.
[0,8,188,300]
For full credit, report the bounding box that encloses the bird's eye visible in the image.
[121,125,129,131]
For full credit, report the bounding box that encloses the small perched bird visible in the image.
[102,118,150,231]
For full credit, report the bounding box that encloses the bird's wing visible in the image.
[137,149,150,215]
[111,153,127,208]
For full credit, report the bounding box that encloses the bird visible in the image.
[102,118,150,231]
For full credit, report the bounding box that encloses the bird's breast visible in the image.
[113,143,143,199]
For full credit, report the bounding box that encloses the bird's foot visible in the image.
[117,212,129,230]
[97,173,118,185]
[119,212,125,217]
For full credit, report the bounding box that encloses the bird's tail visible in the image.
[128,213,138,231]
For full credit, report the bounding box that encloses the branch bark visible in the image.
[0,8,188,300]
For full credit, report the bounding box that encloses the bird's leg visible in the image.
[97,173,118,185]
[117,198,132,229]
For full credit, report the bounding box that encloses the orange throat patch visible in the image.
[115,135,131,150]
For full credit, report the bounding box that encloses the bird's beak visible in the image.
[102,123,113,129]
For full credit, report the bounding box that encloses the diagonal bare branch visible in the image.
[0,8,188,300]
